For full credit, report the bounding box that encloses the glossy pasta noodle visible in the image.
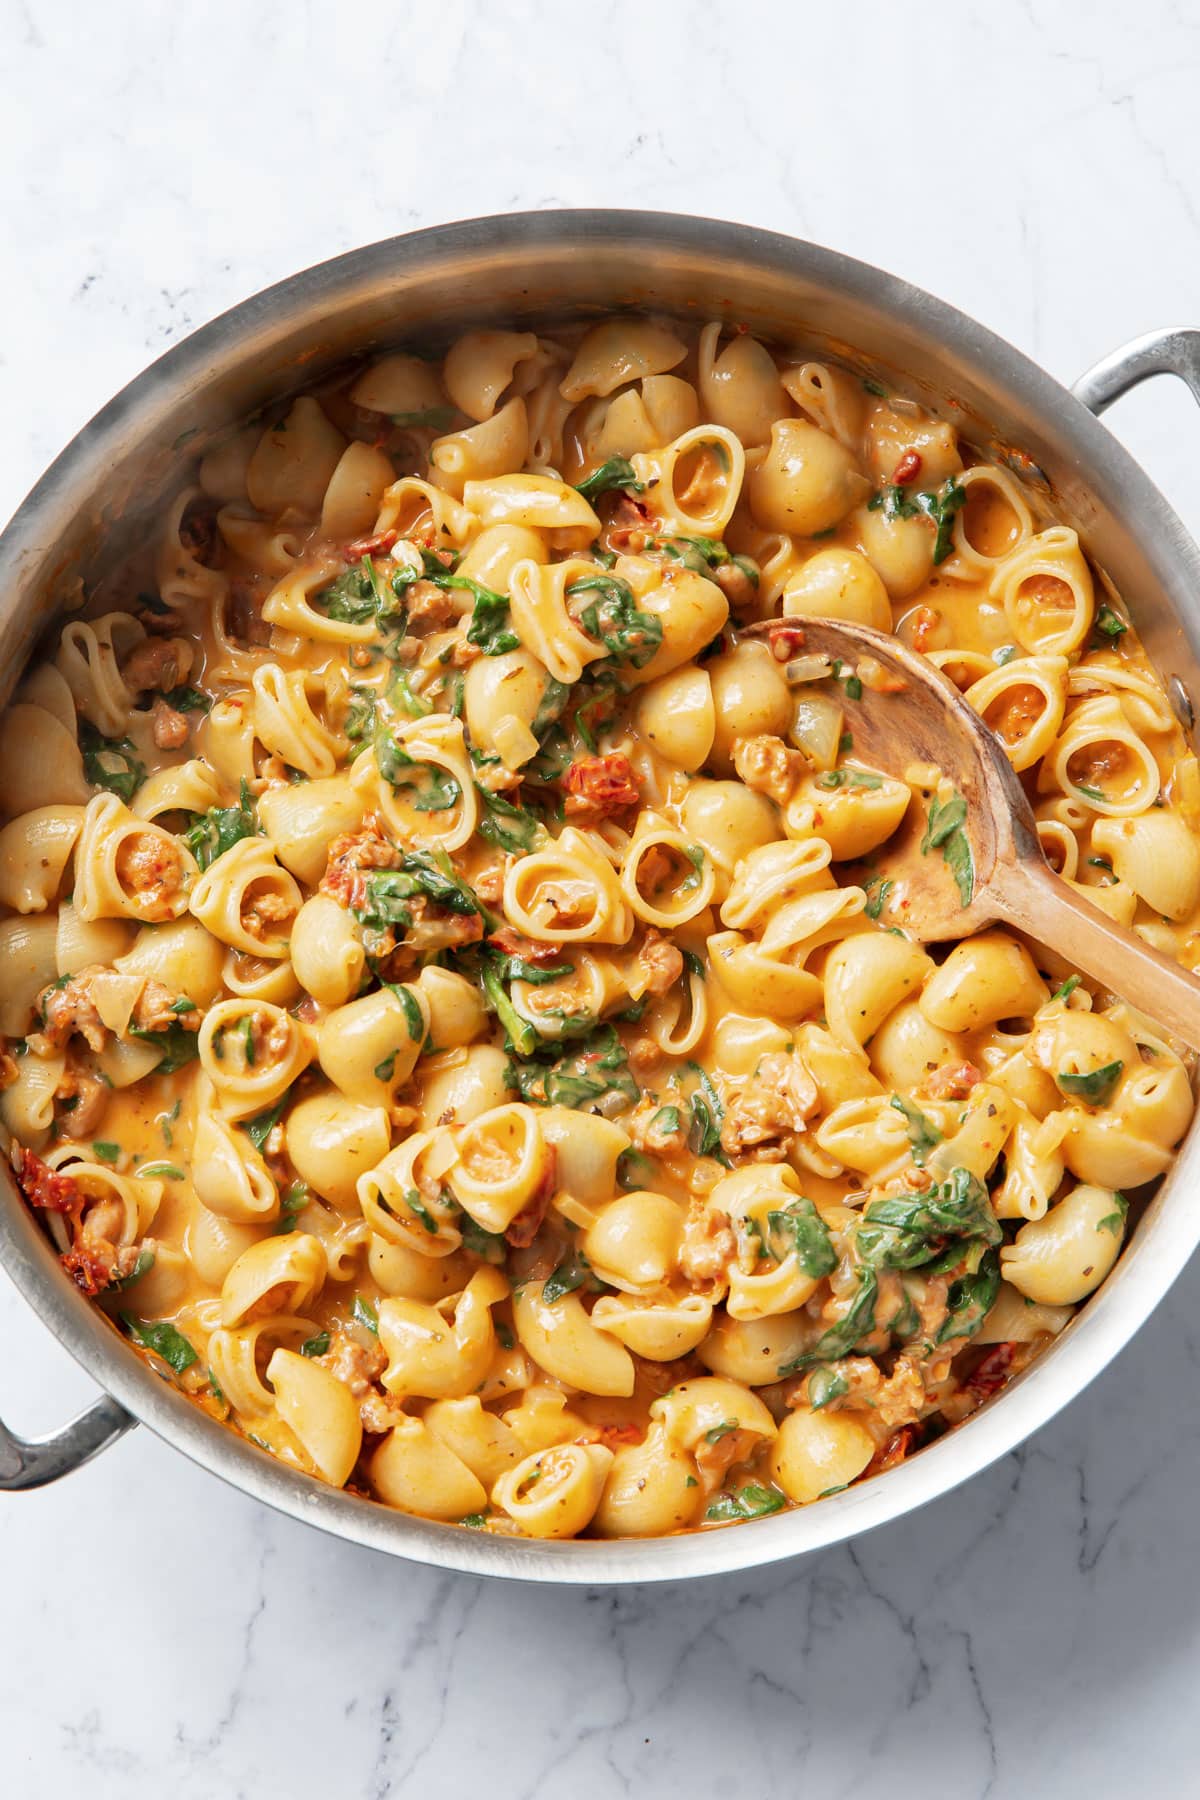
[5,314,1198,1541]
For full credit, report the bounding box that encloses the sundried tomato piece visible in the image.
[344,528,399,559]
[923,1061,982,1101]
[13,1146,83,1215]
[563,753,639,820]
[487,926,560,966]
[893,449,923,485]
[60,1242,116,1297]
[592,1421,644,1449]
[865,1423,923,1478]
[965,1342,1017,1404]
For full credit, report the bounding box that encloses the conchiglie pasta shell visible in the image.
[444,329,539,421]
[491,1443,613,1539]
[220,1232,327,1328]
[999,1182,1124,1304]
[351,353,446,416]
[697,323,788,447]
[423,1396,525,1490]
[320,441,395,540]
[266,1348,363,1487]
[431,397,529,496]
[771,1406,874,1504]
[371,1418,487,1520]
[559,319,687,404]
[0,705,91,814]
[589,1294,713,1361]
[189,835,301,958]
[512,1283,635,1397]
[632,665,715,771]
[0,806,84,913]
[246,397,346,517]
[592,1425,702,1537]
[55,611,144,735]
[193,1108,279,1224]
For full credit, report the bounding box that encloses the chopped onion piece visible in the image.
[783,653,833,685]
[789,693,844,772]
[858,656,906,694]
[906,760,942,790]
[493,713,540,770]
[392,537,425,580]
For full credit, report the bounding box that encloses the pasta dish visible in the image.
[3,315,1194,1539]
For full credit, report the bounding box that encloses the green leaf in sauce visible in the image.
[482,963,538,1056]
[459,1215,507,1263]
[128,1021,201,1074]
[890,1094,943,1167]
[391,406,456,430]
[393,985,425,1041]
[507,1023,638,1113]
[109,1247,156,1291]
[1097,1193,1129,1235]
[935,1247,1001,1345]
[868,476,966,564]
[864,875,893,920]
[574,456,644,502]
[807,1366,850,1410]
[80,722,145,804]
[241,1091,292,1152]
[542,1252,593,1305]
[763,1199,837,1278]
[685,1063,731,1167]
[705,1483,786,1522]
[779,1268,880,1373]
[352,1295,379,1335]
[475,786,541,854]
[121,1314,197,1374]
[274,1181,310,1234]
[1057,1060,1124,1106]
[184,779,258,871]
[161,684,212,713]
[461,582,520,655]
[567,574,663,671]
[858,1166,1001,1271]
[920,788,974,906]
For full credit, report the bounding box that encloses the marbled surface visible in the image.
[4,2,1200,1793]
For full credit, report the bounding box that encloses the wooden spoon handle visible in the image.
[990,857,1200,1053]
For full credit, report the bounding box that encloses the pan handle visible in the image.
[1072,327,1200,414]
[0,1394,136,1490]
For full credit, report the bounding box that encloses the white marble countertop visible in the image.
[4,2,1200,1793]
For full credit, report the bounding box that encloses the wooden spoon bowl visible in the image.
[753,615,1200,1052]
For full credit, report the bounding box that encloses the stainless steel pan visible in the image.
[3,211,1199,1582]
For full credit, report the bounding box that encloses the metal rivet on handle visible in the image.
[1170,676,1195,730]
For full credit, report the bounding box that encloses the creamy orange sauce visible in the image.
[3,315,1197,1539]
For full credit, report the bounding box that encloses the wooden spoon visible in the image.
[751,615,1200,1053]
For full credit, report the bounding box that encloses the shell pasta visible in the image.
[5,312,1198,1543]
